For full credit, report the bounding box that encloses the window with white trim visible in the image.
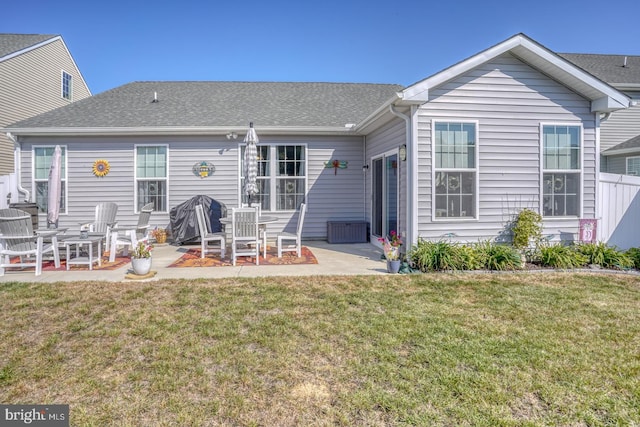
[34,146,66,214]
[434,122,477,218]
[62,71,72,100]
[542,125,581,217]
[626,156,640,176]
[136,145,168,212]
[240,144,306,211]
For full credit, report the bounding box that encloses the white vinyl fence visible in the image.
[0,173,17,209]
[599,172,640,250]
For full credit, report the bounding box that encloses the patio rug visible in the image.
[8,253,131,272]
[168,246,318,268]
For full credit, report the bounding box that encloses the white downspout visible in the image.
[7,132,30,202]
[389,104,417,247]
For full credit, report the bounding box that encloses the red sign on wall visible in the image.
[579,219,598,243]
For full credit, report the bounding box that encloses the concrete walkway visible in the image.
[0,241,388,283]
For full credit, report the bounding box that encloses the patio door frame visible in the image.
[371,149,399,248]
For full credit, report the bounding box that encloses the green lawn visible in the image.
[1,273,639,426]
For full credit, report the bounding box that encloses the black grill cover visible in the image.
[169,195,226,245]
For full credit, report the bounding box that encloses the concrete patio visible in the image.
[0,241,389,283]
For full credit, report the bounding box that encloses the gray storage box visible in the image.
[327,220,368,243]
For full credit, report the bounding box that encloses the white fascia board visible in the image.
[592,96,629,113]
[0,35,60,63]
[602,147,640,156]
[401,34,629,110]
[5,125,359,137]
[402,35,524,102]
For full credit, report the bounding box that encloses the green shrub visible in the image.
[577,242,634,270]
[408,240,467,272]
[511,208,542,250]
[538,244,588,269]
[625,247,640,269]
[474,241,522,271]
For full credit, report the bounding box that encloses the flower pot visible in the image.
[131,257,152,275]
[387,259,401,274]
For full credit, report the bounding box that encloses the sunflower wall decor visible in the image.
[92,159,110,177]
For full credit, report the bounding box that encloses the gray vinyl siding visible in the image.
[19,135,365,240]
[600,103,640,154]
[364,118,407,238]
[0,38,91,174]
[416,53,597,243]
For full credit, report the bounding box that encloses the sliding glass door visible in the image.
[372,152,398,244]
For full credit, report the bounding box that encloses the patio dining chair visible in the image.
[231,206,260,266]
[108,203,154,262]
[277,202,307,258]
[0,208,61,276]
[195,204,226,259]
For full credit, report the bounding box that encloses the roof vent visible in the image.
[623,56,628,68]
[151,91,159,103]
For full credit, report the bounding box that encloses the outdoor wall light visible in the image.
[362,164,369,171]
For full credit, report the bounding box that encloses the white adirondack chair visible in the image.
[108,203,154,262]
[85,202,118,250]
[0,208,61,276]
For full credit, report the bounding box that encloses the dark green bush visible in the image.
[408,240,467,272]
[538,244,588,269]
[577,242,633,270]
[625,247,640,269]
[474,241,523,271]
[511,208,542,250]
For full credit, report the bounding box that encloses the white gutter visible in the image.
[389,104,418,247]
[5,125,361,137]
[6,132,30,202]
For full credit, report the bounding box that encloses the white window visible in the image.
[626,157,640,176]
[433,121,477,219]
[62,71,72,100]
[135,145,168,212]
[33,146,66,214]
[240,144,306,211]
[542,125,581,217]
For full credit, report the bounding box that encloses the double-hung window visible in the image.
[62,71,72,100]
[240,144,306,211]
[135,145,168,212]
[626,157,640,176]
[33,146,66,214]
[542,125,581,217]
[433,121,477,218]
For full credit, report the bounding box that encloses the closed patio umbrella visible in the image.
[47,145,62,229]
[243,122,259,206]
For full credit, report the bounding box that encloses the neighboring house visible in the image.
[3,33,630,248]
[0,33,91,176]
[559,53,640,175]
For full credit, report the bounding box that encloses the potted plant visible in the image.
[150,227,167,244]
[379,231,403,273]
[131,240,153,275]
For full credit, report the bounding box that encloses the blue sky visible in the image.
[4,0,640,94]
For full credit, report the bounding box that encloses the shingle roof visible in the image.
[0,33,58,59]
[605,134,640,153]
[7,81,403,130]
[559,53,640,86]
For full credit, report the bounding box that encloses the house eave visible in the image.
[400,33,630,112]
[4,125,361,137]
[603,147,640,156]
